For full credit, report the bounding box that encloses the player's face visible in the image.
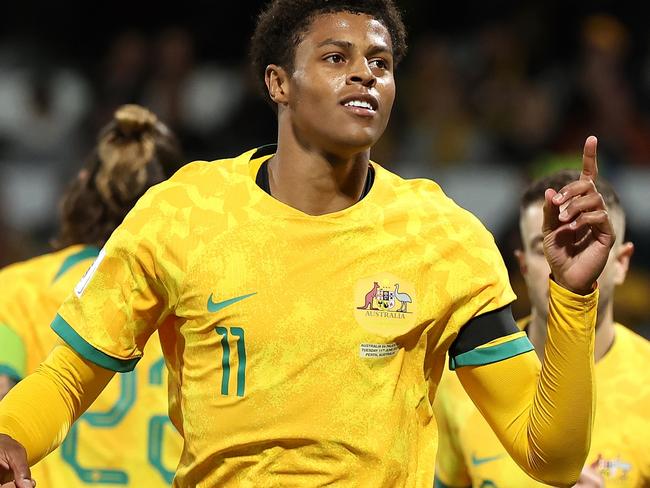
[517,202,630,321]
[516,204,552,320]
[285,12,395,155]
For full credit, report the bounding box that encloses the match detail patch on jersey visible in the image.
[74,248,105,298]
[354,273,417,335]
[359,342,399,358]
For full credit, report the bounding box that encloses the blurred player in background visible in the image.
[434,170,650,488]
[0,1,616,486]
[0,104,184,487]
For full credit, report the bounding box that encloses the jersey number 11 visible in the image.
[215,326,247,397]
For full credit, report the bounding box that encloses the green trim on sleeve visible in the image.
[51,314,140,372]
[0,365,21,383]
[449,336,534,370]
[434,477,470,488]
[434,478,449,488]
[0,323,26,380]
[53,246,100,283]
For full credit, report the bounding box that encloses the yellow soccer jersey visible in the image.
[53,146,521,487]
[0,245,181,487]
[0,246,100,379]
[434,321,650,488]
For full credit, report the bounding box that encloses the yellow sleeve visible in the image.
[52,183,186,372]
[457,279,597,487]
[0,344,114,465]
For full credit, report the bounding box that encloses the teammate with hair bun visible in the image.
[0,105,183,487]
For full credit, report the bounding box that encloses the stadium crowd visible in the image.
[0,1,649,336]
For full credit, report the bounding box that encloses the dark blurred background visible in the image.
[1,0,649,336]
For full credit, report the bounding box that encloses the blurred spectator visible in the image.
[143,27,246,160]
[91,31,150,132]
[203,69,276,158]
[555,15,650,170]
[397,37,495,173]
[143,27,194,131]
[0,64,89,168]
[0,58,90,241]
[0,3,648,337]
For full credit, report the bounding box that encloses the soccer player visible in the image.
[0,105,184,487]
[434,170,650,488]
[0,1,616,487]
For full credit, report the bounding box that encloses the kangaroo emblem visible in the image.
[357,282,380,310]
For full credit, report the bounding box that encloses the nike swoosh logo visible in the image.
[207,292,256,313]
[471,453,506,466]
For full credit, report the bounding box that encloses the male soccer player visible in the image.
[434,170,649,488]
[0,105,183,487]
[0,2,615,487]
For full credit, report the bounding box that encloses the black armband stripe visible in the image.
[448,304,534,370]
[450,304,519,357]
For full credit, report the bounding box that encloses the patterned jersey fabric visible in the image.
[54,147,518,487]
[435,320,650,488]
[0,245,181,487]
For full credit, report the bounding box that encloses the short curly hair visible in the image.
[250,0,408,107]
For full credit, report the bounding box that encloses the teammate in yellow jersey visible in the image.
[434,170,650,488]
[0,1,617,487]
[0,105,184,487]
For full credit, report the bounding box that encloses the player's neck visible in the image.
[527,310,548,362]
[593,304,616,362]
[268,137,371,216]
[529,304,616,363]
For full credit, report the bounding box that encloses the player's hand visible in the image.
[0,434,34,488]
[542,136,616,294]
[572,457,605,487]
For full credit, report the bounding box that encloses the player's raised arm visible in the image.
[453,137,615,487]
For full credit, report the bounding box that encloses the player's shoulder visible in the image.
[374,164,496,241]
[0,246,78,287]
[373,163,445,202]
[0,256,34,284]
[164,148,259,189]
[138,148,259,207]
[168,157,243,185]
[0,247,86,315]
[614,323,650,362]
[108,148,263,244]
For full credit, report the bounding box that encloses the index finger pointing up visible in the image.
[581,135,599,182]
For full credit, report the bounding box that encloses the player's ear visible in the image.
[613,242,634,285]
[265,64,290,106]
[514,249,527,276]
